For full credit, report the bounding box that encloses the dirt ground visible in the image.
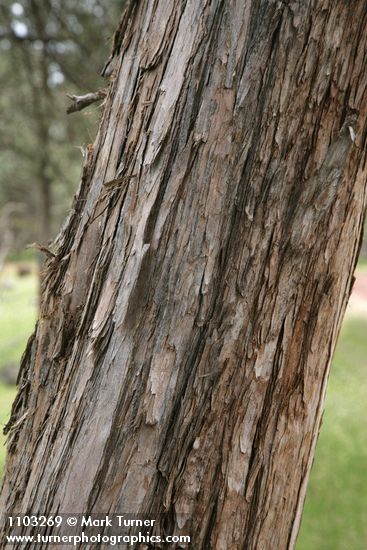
[347,272,367,316]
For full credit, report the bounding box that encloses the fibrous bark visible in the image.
[1,1,367,548]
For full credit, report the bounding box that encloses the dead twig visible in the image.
[27,242,56,259]
[66,89,107,114]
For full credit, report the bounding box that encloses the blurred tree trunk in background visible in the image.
[1,1,367,548]
[0,203,25,272]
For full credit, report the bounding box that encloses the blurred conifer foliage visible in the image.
[0,0,121,257]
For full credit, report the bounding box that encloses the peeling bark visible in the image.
[1,1,367,549]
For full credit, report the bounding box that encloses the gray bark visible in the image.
[1,1,367,548]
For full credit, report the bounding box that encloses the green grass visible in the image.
[0,265,37,475]
[0,267,37,367]
[297,317,367,550]
[356,257,367,272]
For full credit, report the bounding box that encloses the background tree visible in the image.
[0,0,120,249]
[1,1,367,548]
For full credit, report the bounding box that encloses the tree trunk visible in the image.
[1,1,367,548]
